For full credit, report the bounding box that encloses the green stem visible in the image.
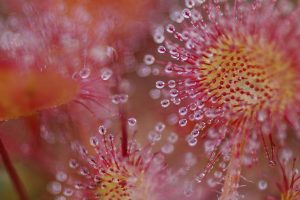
[0,137,28,200]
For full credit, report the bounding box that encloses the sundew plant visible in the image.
[0,0,300,200]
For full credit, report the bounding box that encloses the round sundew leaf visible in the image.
[0,69,79,121]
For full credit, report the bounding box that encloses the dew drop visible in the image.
[166,24,176,33]
[63,188,74,197]
[168,80,176,88]
[79,67,91,79]
[144,54,155,65]
[191,129,200,138]
[153,32,165,44]
[158,46,166,54]
[257,110,267,122]
[179,107,188,116]
[183,186,193,197]
[148,131,162,142]
[170,89,179,97]
[89,136,99,147]
[56,196,66,200]
[156,80,165,89]
[98,125,107,135]
[214,171,222,179]
[138,65,151,77]
[74,182,84,190]
[171,10,184,23]
[167,114,178,125]
[268,160,276,167]
[258,180,268,190]
[219,162,227,169]
[161,143,174,154]
[111,95,120,104]
[69,159,79,169]
[187,135,197,146]
[128,118,137,126]
[161,99,170,108]
[168,132,178,143]
[111,94,129,104]
[182,8,192,18]
[152,67,160,76]
[197,0,206,4]
[56,171,67,182]
[207,178,217,188]
[155,122,166,132]
[204,140,216,153]
[127,176,138,184]
[149,89,161,99]
[279,148,293,164]
[94,175,101,183]
[191,9,202,21]
[185,152,197,166]
[195,173,205,183]
[100,68,113,80]
[179,119,188,127]
[79,167,89,176]
[165,64,173,73]
[47,181,62,195]
[119,94,129,103]
[185,0,195,8]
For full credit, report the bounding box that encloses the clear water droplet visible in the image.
[168,80,176,88]
[47,181,62,195]
[168,132,178,143]
[214,171,222,179]
[185,0,195,8]
[195,173,205,183]
[63,188,74,197]
[153,32,165,44]
[170,89,179,97]
[155,122,166,132]
[191,129,200,138]
[179,119,188,127]
[90,136,99,147]
[161,143,174,154]
[187,135,197,146]
[79,67,91,79]
[161,99,170,108]
[148,131,162,142]
[179,107,188,116]
[258,180,268,190]
[182,8,192,18]
[166,24,176,33]
[257,110,267,122]
[119,94,129,103]
[56,171,67,182]
[156,80,165,89]
[149,89,161,99]
[128,118,137,126]
[111,94,129,104]
[69,159,79,169]
[100,68,113,80]
[98,125,107,135]
[144,54,155,65]
[158,46,166,54]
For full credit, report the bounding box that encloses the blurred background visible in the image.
[0,0,299,200]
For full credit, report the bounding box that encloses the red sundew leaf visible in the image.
[62,0,155,39]
[64,0,152,17]
[0,68,79,121]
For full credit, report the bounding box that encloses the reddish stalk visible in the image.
[119,105,128,158]
[113,65,128,158]
[0,137,28,200]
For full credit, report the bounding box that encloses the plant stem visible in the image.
[0,137,28,200]
[119,105,128,158]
